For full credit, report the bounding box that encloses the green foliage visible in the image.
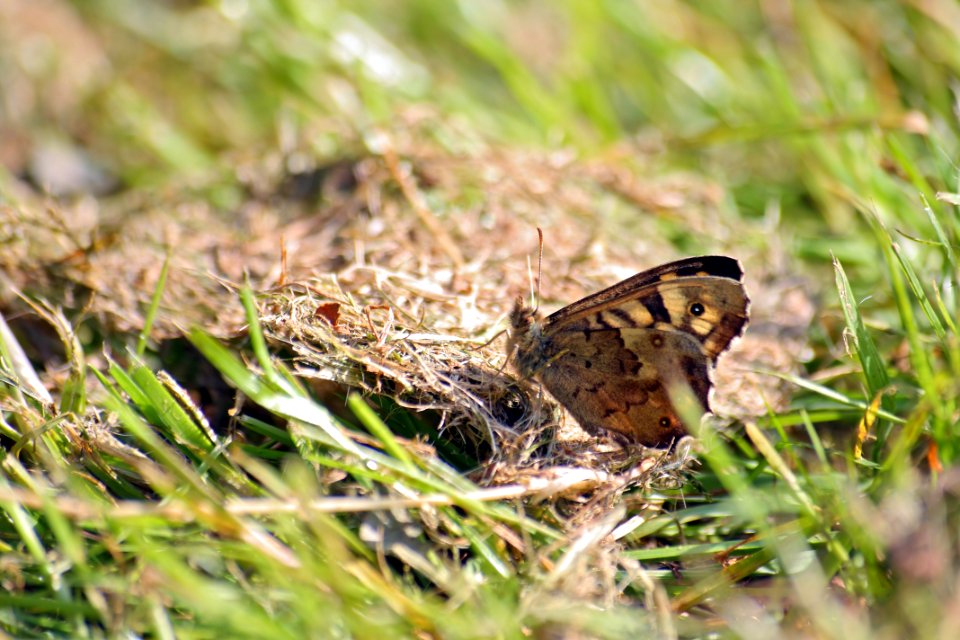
[3,1,960,637]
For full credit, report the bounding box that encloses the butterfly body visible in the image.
[508,256,749,448]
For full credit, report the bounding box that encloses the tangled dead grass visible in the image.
[2,119,814,497]
[247,126,815,490]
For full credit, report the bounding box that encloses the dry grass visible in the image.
[243,127,815,490]
[3,121,812,481]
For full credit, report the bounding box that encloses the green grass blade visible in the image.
[833,255,891,398]
[129,362,215,452]
[240,284,278,384]
[137,252,171,357]
[347,393,416,471]
[188,328,361,455]
[891,243,947,344]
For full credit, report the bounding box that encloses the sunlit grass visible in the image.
[1,0,960,637]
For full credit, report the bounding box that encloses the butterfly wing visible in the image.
[536,327,712,446]
[529,256,749,446]
[546,272,749,360]
[546,256,744,324]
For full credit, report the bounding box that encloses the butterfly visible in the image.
[508,256,749,448]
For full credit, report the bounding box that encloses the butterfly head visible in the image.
[509,295,539,330]
[507,296,547,379]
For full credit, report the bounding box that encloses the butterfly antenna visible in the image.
[533,227,544,314]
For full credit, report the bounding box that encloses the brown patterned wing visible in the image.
[547,255,744,325]
[536,327,710,447]
[533,259,747,446]
[509,255,748,447]
[546,276,749,361]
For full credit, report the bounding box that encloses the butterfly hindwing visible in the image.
[535,327,711,446]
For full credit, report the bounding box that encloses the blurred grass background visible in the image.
[2,0,960,638]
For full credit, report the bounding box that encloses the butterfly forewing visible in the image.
[545,256,744,323]
[545,277,748,360]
